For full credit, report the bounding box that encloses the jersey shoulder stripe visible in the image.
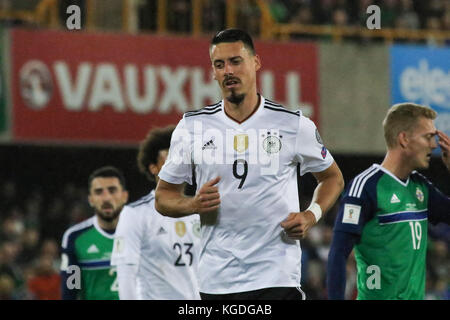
[62,217,95,248]
[264,101,300,117]
[264,99,284,107]
[184,102,221,113]
[184,102,222,117]
[348,165,381,198]
[128,192,155,208]
[185,108,222,118]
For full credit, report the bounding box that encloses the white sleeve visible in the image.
[117,263,139,300]
[158,117,193,185]
[111,206,142,266]
[295,115,334,176]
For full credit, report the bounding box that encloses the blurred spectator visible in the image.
[344,251,358,299]
[138,0,157,31]
[0,241,26,298]
[0,0,9,10]
[356,0,376,27]
[236,0,261,37]
[426,240,449,300]
[267,0,289,23]
[40,239,61,271]
[426,0,445,20]
[202,0,226,33]
[27,254,61,300]
[289,3,316,40]
[426,15,442,31]
[1,212,25,242]
[169,0,191,32]
[425,16,443,45]
[290,3,314,25]
[443,9,450,31]
[380,0,398,28]
[23,190,44,230]
[16,228,40,267]
[332,7,349,27]
[68,202,90,226]
[301,223,334,299]
[0,274,16,300]
[41,197,68,241]
[313,0,335,25]
[395,0,420,30]
[0,181,18,212]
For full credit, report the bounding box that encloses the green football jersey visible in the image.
[332,164,449,300]
[61,216,119,300]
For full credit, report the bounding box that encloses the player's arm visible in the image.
[155,116,220,217]
[437,130,450,171]
[116,264,138,300]
[326,179,375,299]
[155,177,221,217]
[281,162,344,239]
[422,130,450,225]
[310,161,345,220]
[420,174,450,225]
[60,236,80,300]
[111,206,143,299]
[327,230,358,299]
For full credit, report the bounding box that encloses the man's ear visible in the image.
[149,164,158,177]
[398,132,409,149]
[254,54,261,72]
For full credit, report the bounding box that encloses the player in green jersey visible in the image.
[327,103,450,300]
[60,166,129,299]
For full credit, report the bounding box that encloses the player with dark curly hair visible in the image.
[111,126,201,300]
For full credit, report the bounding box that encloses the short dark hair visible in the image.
[210,29,255,55]
[137,126,175,182]
[88,166,126,190]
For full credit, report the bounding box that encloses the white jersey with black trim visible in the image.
[159,95,334,294]
[111,190,201,300]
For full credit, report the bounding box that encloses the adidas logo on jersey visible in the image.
[202,139,217,150]
[390,193,400,203]
[157,227,167,235]
[87,244,99,254]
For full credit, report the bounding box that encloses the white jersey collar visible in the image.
[94,215,116,239]
[221,95,265,128]
[375,163,410,187]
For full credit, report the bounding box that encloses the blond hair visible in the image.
[383,103,436,148]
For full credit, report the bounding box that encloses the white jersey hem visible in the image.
[199,281,301,295]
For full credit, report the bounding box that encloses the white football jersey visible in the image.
[158,95,334,294]
[111,191,201,299]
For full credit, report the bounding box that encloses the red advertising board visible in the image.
[11,28,318,144]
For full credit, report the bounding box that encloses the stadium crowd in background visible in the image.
[140,0,450,37]
[0,0,449,42]
[0,180,90,299]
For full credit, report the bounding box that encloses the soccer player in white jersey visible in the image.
[111,126,201,300]
[155,29,344,300]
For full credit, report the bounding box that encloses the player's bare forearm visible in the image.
[311,161,345,216]
[281,162,344,239]
[155,180,197,217]
[155,177,221,217]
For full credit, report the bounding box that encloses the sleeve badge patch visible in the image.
[342,204,361,225]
